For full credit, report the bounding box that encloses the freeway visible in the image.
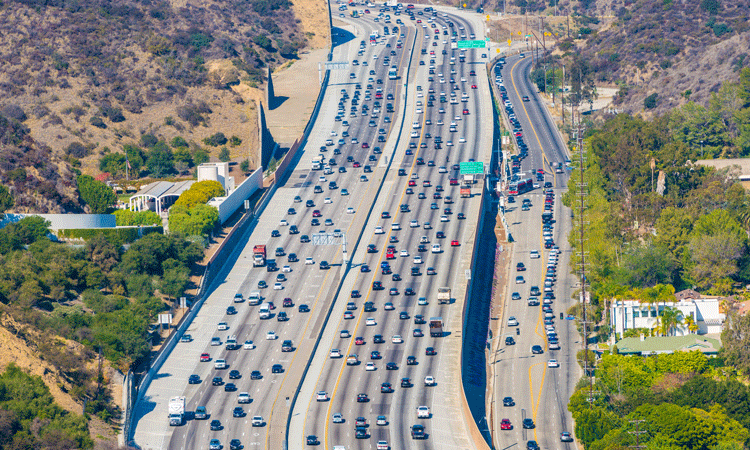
[131,7,419,450]
[490,53,580,450]
[298,5,494,450]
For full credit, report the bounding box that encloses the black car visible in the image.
[367,244,378,253]
[298,304,310,313]
[300,235,310,243]
[233,406,244,417]
[212,377,223,386]
[531,345,543,354]
[414,314,426,324]
[288,253,298,262]
[210,419,222,430]
[272,364,283,373]
[386,362,398,370]
[226,306,237,315]
[188,374,201,384]
[251,370,262,380]
[381,382,394,393]
[425,347,436,355]
[406,356,417,365]
[401,377,412,388]
[271,230,280,237]
[405,287,415,296]
[399,311,410,320]
[373,334,385,344]
[224,383,237,392]
[357,393,369,402]
[306,435,320,446]
[411,424,426,439]
[277,311,289,322]
[411,267,420,276]
[228,370,241,379]
[505,337,515,345]
[503,396,515,406]
[355,427,368,439]
[527,441,540,450]
[230,439,242,450]
[523,418,535,429]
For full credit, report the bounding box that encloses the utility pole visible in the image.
[628,419,648,450]
[561,63,565,127]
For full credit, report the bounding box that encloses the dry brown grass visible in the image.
[291,0,331,49]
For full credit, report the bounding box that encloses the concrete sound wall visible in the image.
[258,101,276,170]
[211,167,263,224]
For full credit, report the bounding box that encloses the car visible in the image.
[561,431,574,442]
[271,364,283,374]
[200,353,210,362]
[424,375,436,386]
[386,362,399,371]
[548,359,560,367]
[507,316,519,326]
[392,335,403,343]
[209,439,222,450]
[180,334,192,343]
[411,424,426,439]
[366,317,376,326]
[531,345,543,354]
[515,275,525,284]
[407,356,417,365]
[516,262,526,271]
[377,441,389,450]
[503,396,515,406]
[413,328,424,337]
[228,369,241,379]
[523,418,535,429]
[306,435,320,446]
[365,362,377,371]
[210,419,222,431]
[357,393,369,402]
[527,440,540,450]
[376,415,388,426]
[188,374,201,384]
[217,322,228,331]
[316,391,329,402]
[501,418,512,430]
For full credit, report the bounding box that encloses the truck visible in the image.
[350,9,359,17]
[429,317,443,337]
[168,397,185,426]
[253,245,266,267]
[437,287,451,304]
[248,290,261,305]
[386,0,397,6]
[370,30,379,45]
[312,154,324,170]
[460,186,471,198]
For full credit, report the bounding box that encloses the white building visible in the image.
[610,297,725,337]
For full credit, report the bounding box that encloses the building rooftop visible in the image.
[614,334,722,355]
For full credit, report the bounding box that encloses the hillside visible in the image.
[0,0,326,211]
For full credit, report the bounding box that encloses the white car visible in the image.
[282,265,292,273]
[413,255,423,264]
[410,131,419,138]
[530,250,540,259]
[411,172,419,179]
[316,391,329,401]
[417,406,430,418]
[440,215,449,222]
[410,220,419,228]
[279,219,288,226]
[365,362,377,371]
[340,329,350,338]
[460,77,466,82]
[418,297,428,306]
[446,140,453,146]
[377,441,388,450]
[217,322,228,330]
[424,376,436,386]
[431,244,441,253]
[243,340,255,350]
[330,130,337,136]
[214,359,226,369]
[238,392,251,403]
[330,349,342,358]
[305,257,315,265]
[392,335,403,344]
[423,222,432,229]
[252,416,263,427]
[439,166,447,173]
[347,207,355,214]
[318,176,327,183]
[373,53,378,59]
[548,359,559,368]
[400,249,409,257]
[459,137,466,143]
[273,283,283,290]
[324,197,333,204]
[507,316,519,326]
[374,226,385,234]
[366,317,376,326]
[266,331,277,340]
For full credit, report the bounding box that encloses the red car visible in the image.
[312,210,322,217]
[501,418,512,430]
[355,337,365,345]
[364,9,369,13]
[283,298,294,307]
[409,180,417,186]
[200,353,210,362]
[449,178,458,186]
[451,240,460,247]
[462,109,469,115]
[362,142,369,148]
[471,84,477,89]
[353,161,361,168]
[386,252,396,260]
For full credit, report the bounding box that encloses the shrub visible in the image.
[218,147,230,162]
[171,136,189,148]
[2,104,27,122]
[204,132,228,147]
[229,135,242,146]
[89,116,106,128]
[644,93,659,109]
[65,142,89,158]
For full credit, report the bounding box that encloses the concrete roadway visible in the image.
[130,10,417,450]
[298,7,493,450]
[490,54,580,450]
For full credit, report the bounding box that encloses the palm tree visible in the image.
[684,314,699,334]
[660,306,685,336]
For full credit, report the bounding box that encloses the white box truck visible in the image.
[168,397,185,426]
[437,287,451,304]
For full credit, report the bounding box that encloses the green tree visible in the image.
[644,93,659,109]
[7,216,50,245]
[145,143,174,177]
[229,135,242,147]
[77,175,117,214]
[123,144,144,174]
[85,234,120,272]
[0,184,14,213]
[204,132,228,147]
[721,311,750,375]
[240,160,250,173]
[99,153,127,177]
[168,204,219,236]
[658,306,684,336]
[193,148,209,165]
[218,146,230,162]
[575,407,621,449]
[160,264,189,301]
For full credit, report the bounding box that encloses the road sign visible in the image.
[460,161,484,175]
[457,40,486,49]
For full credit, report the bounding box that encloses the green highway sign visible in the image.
[457,40,487,49]
[460,161,484,175]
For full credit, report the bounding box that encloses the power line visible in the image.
[628,419,648,450]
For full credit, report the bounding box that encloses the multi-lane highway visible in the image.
[490,53,580,450]
[131,2,496,450]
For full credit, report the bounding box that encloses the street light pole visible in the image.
[700,140,704,158]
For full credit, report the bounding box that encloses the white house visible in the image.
[610,297,725,337]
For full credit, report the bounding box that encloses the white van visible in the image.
[248,291,261,305]
[259,302,271,319]
[412,121,420,129]
[431,244,441,253]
